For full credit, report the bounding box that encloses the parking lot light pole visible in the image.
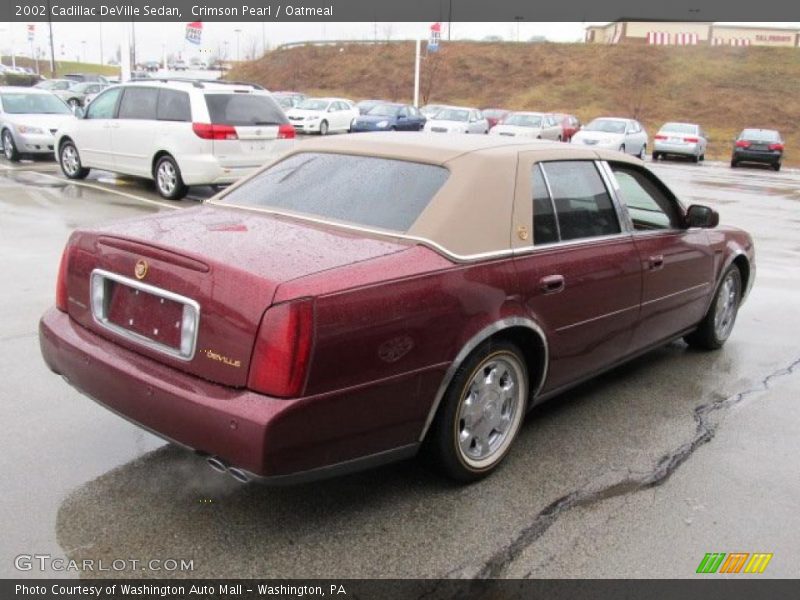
[413,36,421,108]
[235,29,242,62]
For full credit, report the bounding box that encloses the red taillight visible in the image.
[248,299,314,398]
[654,134,668,140]
[683,137,699,143]
[735,140,751,148]
[769,143,784,151]
[192,122,238,140]
[278,123,296,139]
[55,245,73,312]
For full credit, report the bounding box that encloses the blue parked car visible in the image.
[350,103,426,132]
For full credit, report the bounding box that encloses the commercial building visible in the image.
[585,22,800,47]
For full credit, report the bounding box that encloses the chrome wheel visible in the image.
[157,160,177,195]
[319,120,329,136]
[68,98,80,108]
[61,144,80,176]
[713,271,740,341]
[456,353,525,469]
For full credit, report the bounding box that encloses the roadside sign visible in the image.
[186,21,203,45]
[27,24,35,42]
[429,22,441,52]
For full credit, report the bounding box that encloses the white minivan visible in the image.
[55,79,295,199]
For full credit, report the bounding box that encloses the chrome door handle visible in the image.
[649,255,664,270]
[539,275,565,294]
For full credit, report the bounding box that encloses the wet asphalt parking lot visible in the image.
[0,152,798,580]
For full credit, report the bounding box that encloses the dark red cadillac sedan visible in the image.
[39,134,755,484]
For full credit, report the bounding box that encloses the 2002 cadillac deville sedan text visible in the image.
[39,134,754,483]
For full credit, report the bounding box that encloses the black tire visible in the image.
[684,265,742,350]
[59,140,90,179]
[67,98,81,109]
[638,145,646,160]
[652,151,661,161]
[730,159,738,168]
[619,144,626,154]
[319,120,329,136]
[700,153,705,162]
[154,155,188,200]
[427,340,529,482]
[692,154,700,163]
[773,162,781,172]
[1,129,20,161]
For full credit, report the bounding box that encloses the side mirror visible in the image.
[685,204,719,229]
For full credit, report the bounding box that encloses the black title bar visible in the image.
[3,0,800,22]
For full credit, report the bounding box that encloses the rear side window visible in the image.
[531,165,558,245]
[118,87,158,120]
[157,89,191,122]
[205,93,287,126]
[219,152,449,232]
[540,161,620,241]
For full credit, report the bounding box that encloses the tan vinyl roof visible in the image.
[213,133,642,260]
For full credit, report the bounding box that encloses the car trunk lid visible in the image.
[64,206,410,388]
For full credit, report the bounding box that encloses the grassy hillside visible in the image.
[1,56,119,78]
[231,41,800,163]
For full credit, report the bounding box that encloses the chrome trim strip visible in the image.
[641,282,709,307]
[555,304,640,333]
[90,269,201,362]
[418,316,549,442]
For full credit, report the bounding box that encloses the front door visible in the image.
[605,161,714,351]
[75,87,122,170]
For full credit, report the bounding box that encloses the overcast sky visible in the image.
[1,21,798,64]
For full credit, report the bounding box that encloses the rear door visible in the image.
[513,157,642,393]
[204,91,291,168]
[605,161,714,351]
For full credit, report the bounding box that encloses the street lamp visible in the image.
[234,29,242,62]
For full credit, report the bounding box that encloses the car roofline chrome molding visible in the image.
[417,316,549,442]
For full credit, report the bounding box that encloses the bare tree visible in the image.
[421,48,447,105]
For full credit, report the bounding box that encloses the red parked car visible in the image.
[481,108,510,130]
[39,135,755,484]
[552,113,582,141]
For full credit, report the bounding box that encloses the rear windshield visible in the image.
[505,113,542,127]
[204,93,287,126]
[661,123,697,134]
[219,152,449,232]
[434,108,469,122]
[740,129,780,141]
[585,119,627,134]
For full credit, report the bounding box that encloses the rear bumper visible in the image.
[732,149,781,165]
[39,308,430,482]
[654,140,700,156]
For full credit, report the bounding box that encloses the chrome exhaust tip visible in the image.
[206,456,228,474]
[227,467,250,484]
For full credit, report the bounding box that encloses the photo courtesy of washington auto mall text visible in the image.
[1,0,799,598]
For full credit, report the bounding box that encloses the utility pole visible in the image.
[234,29,242,62]
[448,0,452,41]
[99,21,104,65]
[46,0,56,77]
[413,36,421,107]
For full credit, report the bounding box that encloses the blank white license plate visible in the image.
[245,142,269,152]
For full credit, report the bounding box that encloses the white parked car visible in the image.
[55,80,296,199]
[286,98,359,135]
[0,86,75,161]
[572,117,648,159]
[489,112,563,140]
[423,106,489,134]
[653,122,708,162]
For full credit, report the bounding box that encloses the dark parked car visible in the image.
[39,135,754,484]
[355,99,386,115]
[481,108,510,130]
[350,102,426,132]
[731,128,784,171]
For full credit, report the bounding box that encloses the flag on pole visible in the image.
[186,22,203,45]
[428,22,441,52]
